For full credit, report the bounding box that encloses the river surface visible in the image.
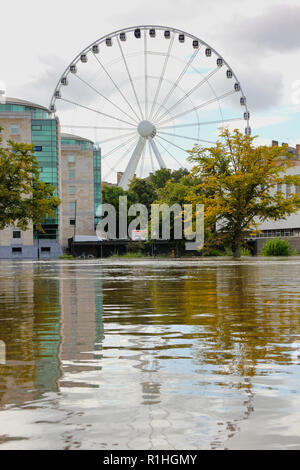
[0,259,300,450]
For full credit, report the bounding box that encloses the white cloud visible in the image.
[1,0,300,166]
[251,114,290,130]
[225,4,300,54]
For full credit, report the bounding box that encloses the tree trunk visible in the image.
[232,240,241,258]
[233,246,241,258]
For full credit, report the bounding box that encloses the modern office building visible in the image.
[0,98,101,258]
[60,133,101,250]
[0,97,62,259]
[93,146,101,228]
[251,141,300,253]
[253,164,300,253]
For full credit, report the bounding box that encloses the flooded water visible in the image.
[0,259,300,450]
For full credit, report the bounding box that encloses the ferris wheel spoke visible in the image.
[155,134,190,154]
[53,27,248,185]
[139,144,146,178]
[156,66,220,123]
[152,48,200,122]
[117,37,144,120]
[148,137,167,169]
[102,135,138,160]
[74,73,139,124]
[156,139,185,169]
[158,90,236,126]
[144,30,149,119]
[148,140,155,174]
[60,97,137,127]
[157,130,216,145]
[148,32,175,121]
[159,117,243,130]
[96,131,137,145]
[119,137,146,189]
[93,53,141,122]
[61,124,135,131]
[103,140,137,181]
[147,74,203,127]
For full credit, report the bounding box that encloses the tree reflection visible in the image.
[0,261,300,448]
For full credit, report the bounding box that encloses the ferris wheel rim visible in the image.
[50,25,250,188]
[50,24,249,118]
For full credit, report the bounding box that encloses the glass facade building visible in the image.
[93,146,101,228]
[0,98,102,258]
[32,119,59,240]
[0,102,49,119]
[61,137,93,150]
[0,98,58,240]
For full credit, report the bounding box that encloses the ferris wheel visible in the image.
[50,25,250,190]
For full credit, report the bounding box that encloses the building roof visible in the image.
[4,97,50,113]
[61,132,94,143]
[74,235,100,242]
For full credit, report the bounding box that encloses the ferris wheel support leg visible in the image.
[119,137,146,190]
[149,137,167,169]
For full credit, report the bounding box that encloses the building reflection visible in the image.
[1,262,300,448]
[0,264,37,405]
[0,263,104,407]
[59,264,104,387]
[59,265,104,363]
[103,263,300,445]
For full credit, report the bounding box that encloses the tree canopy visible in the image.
[149,168,172,190]
[101,131,300,258]
[186,128,300,257]
[128,177,156,212]
[102,184,138,208]
[0,129,60,231]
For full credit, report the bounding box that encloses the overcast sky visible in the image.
[1,0,300,146]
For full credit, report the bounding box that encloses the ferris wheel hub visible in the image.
[137,120,156,138]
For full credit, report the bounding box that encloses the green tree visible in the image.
[0,130,60,231]
[149,168,172,190]
[151,172,198,254]
[156,178,193,207]
[102,184,137,208]
[170,168,189,183]
[187,128,300,257]
[101,184,138,237]
[128,177,156,212]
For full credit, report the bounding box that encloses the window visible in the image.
[252,228,296,239]
[69,186,76,195]
[69,202,76,211]
[12,247,22,256]
[10,124,20,135]
[34,145,43,151]
[70,219,76,226]
[68,154,75,163]
[12,231,21,239]
[69,170,75,179]
[40,247,51,258]
[286,184,292,197]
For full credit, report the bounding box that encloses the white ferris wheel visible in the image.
[50,25,250,189]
